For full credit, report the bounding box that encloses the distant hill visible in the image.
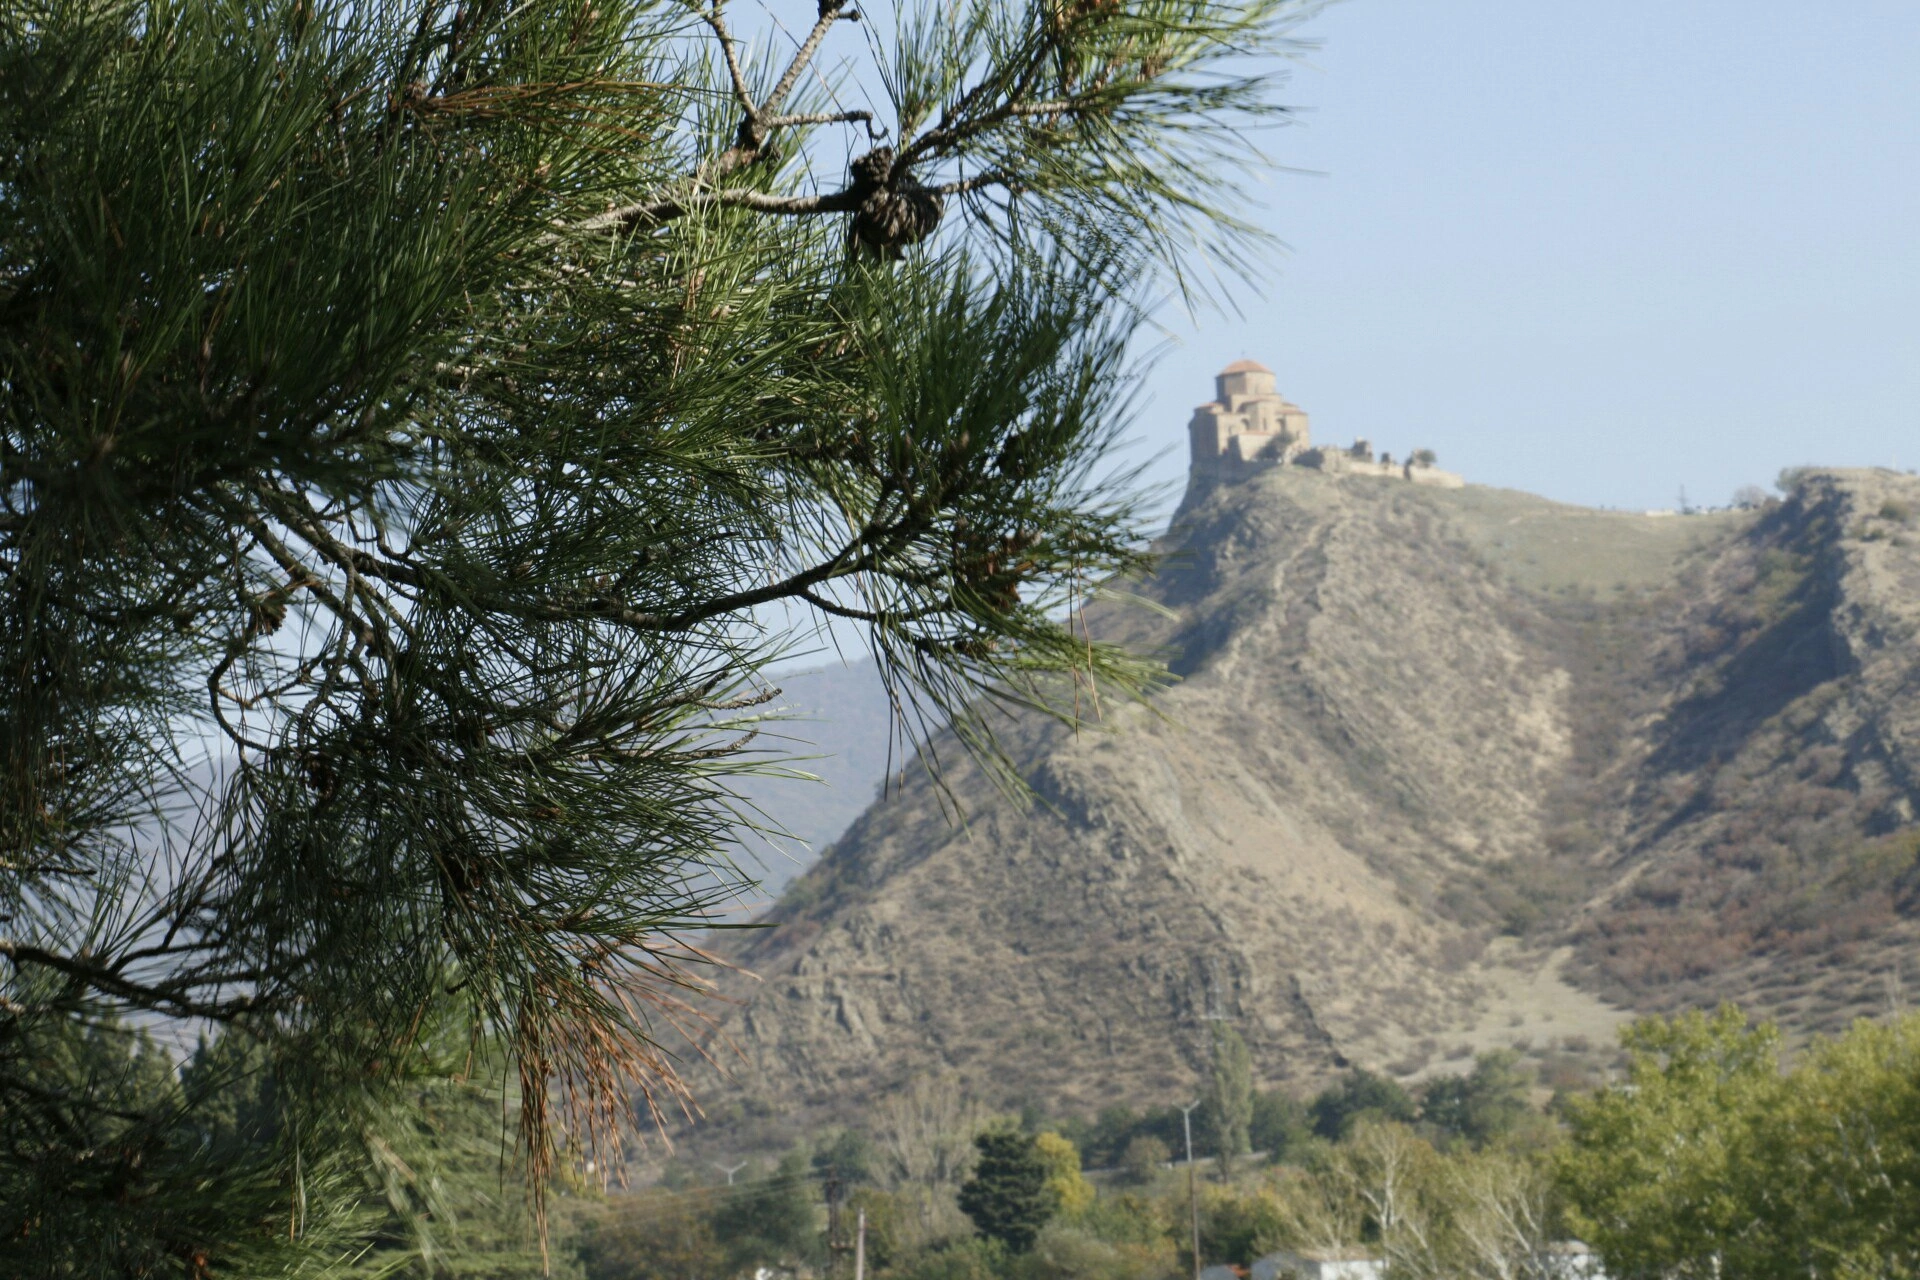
[671,466,1920,1149]
[727,658,897,905]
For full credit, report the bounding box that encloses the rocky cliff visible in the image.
[675,467,1920,1142]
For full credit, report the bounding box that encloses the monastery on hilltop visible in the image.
[1188,361,1463,488]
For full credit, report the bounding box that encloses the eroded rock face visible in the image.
[676,467,1920,1141]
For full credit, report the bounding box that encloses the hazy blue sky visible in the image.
[1119,0,1920,515]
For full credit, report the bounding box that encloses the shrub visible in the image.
[887,1237,1005,1280]
[1011,1223,1179,1280]
[1120,1136,1172,1185]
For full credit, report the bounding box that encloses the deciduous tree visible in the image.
[1250,1090,1310,1163]
[1035,1130,1095,1217]
[1420,1050,1531,1148]
[1203,1023,1255,1169]
[1557,1008,1781,1278]
[1559,1007,1920,1280]
[1310,1070,1416,1142]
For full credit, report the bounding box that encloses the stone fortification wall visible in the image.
[1298,447,1464,489]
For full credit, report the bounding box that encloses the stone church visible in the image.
[1187,360,1462,488]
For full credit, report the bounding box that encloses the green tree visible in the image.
[1557,1008,1782,1279]
[1310,1071,1416,1142]
[710,1151,820,1273]
[580,1192,725,1280]
[1249,1091,1310,1163]
[0,1017,276,1278]
[959,1130,1057,1253]
[356,1059,594,1280]
[1559,1007,1920,1280]
[1,1014,591,1279]
[1016,1220,1180,1280]
[889,1237,1005,1280]
[1757,1016,1920,1274]
[814,1127,878,1186]
[848,1186,907,1272]
[1088,1106,1145,1168]
[0,0,1308,1266]
[1199,1184,1287,1266]
[1034,1131,1095,1217]
[1419,1050,1532,1148]
[1202,1024,1255,1169]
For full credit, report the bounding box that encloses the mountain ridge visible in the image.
[673,466,1920,1147]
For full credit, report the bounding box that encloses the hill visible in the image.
[730,658,896,904]
[671,466,1920,1145]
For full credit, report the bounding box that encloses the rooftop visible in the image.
[1219,358,1272,374]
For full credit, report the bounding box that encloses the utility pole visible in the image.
[824,1169,847,1279]
[854,1206,867,1280]
[1180,1100,1201,1280]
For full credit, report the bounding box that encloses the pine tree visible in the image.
[1,0,1311,1268]
[958,1130,1055,1253]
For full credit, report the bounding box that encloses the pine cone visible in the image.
[847,147,945,260]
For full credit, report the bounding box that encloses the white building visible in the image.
[1251,1248,1382,1280]
[1251,1242,1604,1280]
[1544,1240,1607,1280]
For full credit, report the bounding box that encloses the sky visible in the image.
[1113,0,1920,517]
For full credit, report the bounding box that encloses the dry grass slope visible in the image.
[671,467,1920,1155]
